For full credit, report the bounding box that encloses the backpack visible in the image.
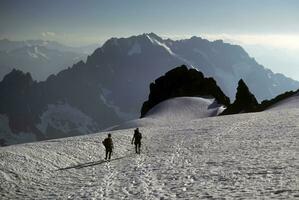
[102,138,111,148]
[134,130,142,142]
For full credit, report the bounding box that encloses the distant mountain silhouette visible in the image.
[89,33,299,101]
[0,39,98,81]
[0,67,121,146]
[85,33,299,117]
[141,65,230,117]
[0,39,98,54]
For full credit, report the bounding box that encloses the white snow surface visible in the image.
[27,46,49,60]
[267,91,299,111]
[146,97,224,120]
[1,99,299,199]
[113,97,225,130]
[146,34,196,68]
[146,35,175,56]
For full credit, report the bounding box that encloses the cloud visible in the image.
[41,31,56,37]
[201,33,299,50]
[163,33,299,50]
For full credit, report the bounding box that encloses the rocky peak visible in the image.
[1,69,34,88]
[221,79,259,114]
[141,65,230,117]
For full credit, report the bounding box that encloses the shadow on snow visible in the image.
[57,155,131,171]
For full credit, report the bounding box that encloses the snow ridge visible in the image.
[113,97,225,130]
[146,34,175,56]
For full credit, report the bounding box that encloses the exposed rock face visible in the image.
[0,69,35,132]
[259,89,299,111]
[141,65,230,117]
[0,67,121,146]
[221,79,259,114]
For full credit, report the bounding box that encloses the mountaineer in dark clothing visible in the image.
[132,128,142,154]
[102,133,114,160]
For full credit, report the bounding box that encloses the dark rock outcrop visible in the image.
[221,79,259,115]
[0,69,36,133]
[258,89,299,111]
[141,65,230,117]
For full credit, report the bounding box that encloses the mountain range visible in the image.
[0,33,298,146]
[0,39,98,81]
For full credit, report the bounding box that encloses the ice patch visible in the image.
[37,103,97,134]
[146,35,175,56]
[27,46,49,60]
[34,46,49,60]
[146,34,196,67]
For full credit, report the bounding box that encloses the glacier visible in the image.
[0,97,298,199]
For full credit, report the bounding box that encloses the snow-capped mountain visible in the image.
[0,39,98,54]
[86,33,298,115]
[0,96,298,199]
[0,39,96,81]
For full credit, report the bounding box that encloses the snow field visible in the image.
[1,107,298,199]
[113,97,225,130]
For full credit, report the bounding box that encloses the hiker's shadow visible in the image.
[57,155,129,171]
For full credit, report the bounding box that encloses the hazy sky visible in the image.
[1,0,299,79]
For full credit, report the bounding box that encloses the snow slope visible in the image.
[113,97,225,130]
[0,100,298,199]
[267,92,299,111]
[145,97,225,120]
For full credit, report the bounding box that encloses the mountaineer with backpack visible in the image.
[132,128,142,154]
[102,133,114,160]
